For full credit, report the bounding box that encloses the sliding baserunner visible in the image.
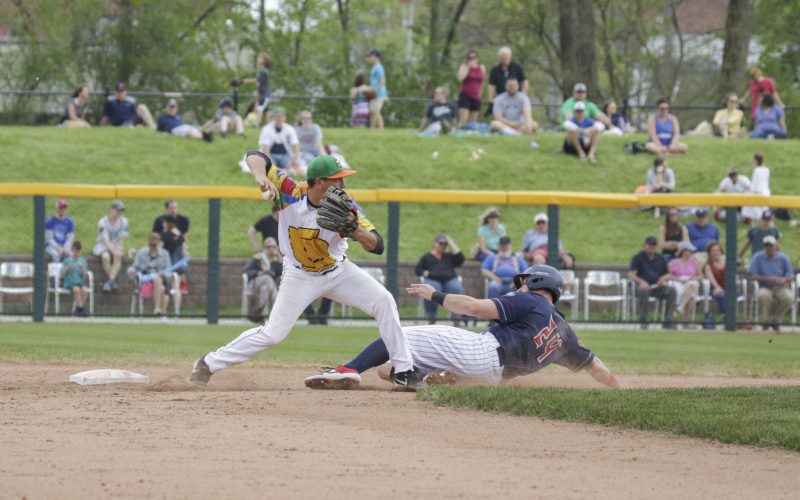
[305,265,619,389]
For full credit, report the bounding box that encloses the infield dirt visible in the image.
[2,364,798,499]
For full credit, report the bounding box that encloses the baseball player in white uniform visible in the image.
[189,152,422,388]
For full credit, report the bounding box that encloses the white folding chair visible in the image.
[583,270,627,321]
[558,270,580,320]
[792,275,800,324]
[0,262,35,313]
[241,273,251,317]
[45,262,94,315]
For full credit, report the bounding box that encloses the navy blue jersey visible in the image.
[489,291,594,375]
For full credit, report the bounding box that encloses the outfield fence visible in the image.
[1,183,799,330]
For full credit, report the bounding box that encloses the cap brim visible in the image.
[326,169,357,179]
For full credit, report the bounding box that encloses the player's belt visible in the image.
[294,256,347,276]
[496,346,506,367]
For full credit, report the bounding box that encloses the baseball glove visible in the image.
[230,77,243,87]
[317,187,359,235]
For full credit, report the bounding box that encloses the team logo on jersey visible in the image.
[288,226,336,272]
[533,315,563,363]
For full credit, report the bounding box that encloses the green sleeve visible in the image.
[587,101,601,118]
[560,98,574,119]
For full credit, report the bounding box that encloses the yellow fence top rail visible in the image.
[0,183,795,208]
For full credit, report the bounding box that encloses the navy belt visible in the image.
[496,346,506,367]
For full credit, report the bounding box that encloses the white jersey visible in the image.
[278,198,349,274]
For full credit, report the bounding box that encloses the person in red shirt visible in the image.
[456,49,486,128]
[742,67,784,117]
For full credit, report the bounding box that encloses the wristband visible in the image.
[431,292,448,306]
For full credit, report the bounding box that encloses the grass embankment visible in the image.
[418,386,800,452]
[1,322,799,377]
[1,127,799,262]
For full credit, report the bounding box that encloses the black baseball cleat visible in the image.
[188,355,213,387]
[390,368,425,391]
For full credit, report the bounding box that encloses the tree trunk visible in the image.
[259,0,267,33]
[428,0,442,71]
[116,0,135,85]
[441,0,469,64]
[559,0,577,98]
[717,0,754,97]
[574,0,600,100]
[336,0,351,79]
[292,0,312,67]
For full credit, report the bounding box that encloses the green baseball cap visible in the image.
[306,155,357,180]
[271,105,287,115]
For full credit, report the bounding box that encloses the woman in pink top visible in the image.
[456,49,485,128]
[667,241,702,327]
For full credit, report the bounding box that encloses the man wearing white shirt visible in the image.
[716,166,752,193]
[258,106,301,174]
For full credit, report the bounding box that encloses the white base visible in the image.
[69,369,150,385]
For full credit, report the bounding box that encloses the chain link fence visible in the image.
[1,189,799,329]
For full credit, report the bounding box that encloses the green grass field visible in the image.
[418,386,800,452]
[1,127,799,262]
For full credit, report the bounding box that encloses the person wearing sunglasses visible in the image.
[414,234,465,325]
[645,97,688,156]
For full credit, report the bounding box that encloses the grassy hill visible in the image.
[0,126,798,263]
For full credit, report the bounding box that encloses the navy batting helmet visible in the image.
[512,265,564,303]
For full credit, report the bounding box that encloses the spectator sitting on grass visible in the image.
[644,97,688,156]
[100,82,156,129]
[127,232,172,321]
[602,100,634,135]
[296,110,325,167]
[203,97,245,138]
[750,93,788,139]
[258,106,301,174]
[93,200,129,293]
[562,101,601,164]
[646,157,676,194]
[712,93,745,138]
[714,166,751,221]
[60,241,90,317]
[59,85,91,128]
[561,82,613,130]
[415,234,465,325]
[658,207,688,262]
[738,210,780,261]
[156,99,212,142]
[419,86,456,136]
[480,236,527,299]
[473,207,506,261]
[45,198,75,263]
[748,235,793,331]
[487,46,528,116]
[489,77,538,135]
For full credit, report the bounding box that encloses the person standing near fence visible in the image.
[189,153,421,389]
[364,48,387,130]
[456,49,485,128]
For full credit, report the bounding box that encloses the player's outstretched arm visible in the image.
[585,356,620,389]
[407,283,499,320]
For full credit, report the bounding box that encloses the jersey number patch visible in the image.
[288,226,336,273]
[533,316,563,363]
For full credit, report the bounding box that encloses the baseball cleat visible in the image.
[188,355,213,387]
[304,365,361,390]
[423,370,457,386]
[390,368,425,391]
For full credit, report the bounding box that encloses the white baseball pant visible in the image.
[402,325,504,385]
[205,259,414,373]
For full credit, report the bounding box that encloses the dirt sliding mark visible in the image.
[1,364,798,500]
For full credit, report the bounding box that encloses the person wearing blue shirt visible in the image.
[304,265,620,390]
[685,209,720,255]
[100,82,155,128]
[480,236,528,299]
[156,99,212,142]
[45,198,75,262]
[562,101,602,164]
[748,235,794,331]
[364,48,387,129]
